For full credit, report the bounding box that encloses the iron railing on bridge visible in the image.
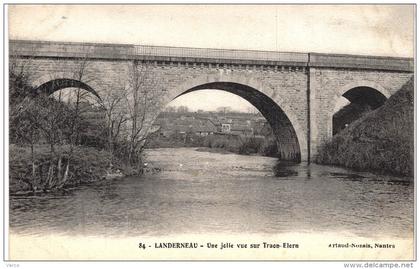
[134,45,308,63]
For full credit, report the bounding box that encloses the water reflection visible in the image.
[329,172,366,181]
[273,161,299,178]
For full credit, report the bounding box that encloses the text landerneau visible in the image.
[138,242,299,250]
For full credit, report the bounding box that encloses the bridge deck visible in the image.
[9,40,414,72]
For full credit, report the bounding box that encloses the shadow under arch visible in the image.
[175,82,302,162]
[33,78,101,100]
[333,85,388,135]
[342,86,387,109]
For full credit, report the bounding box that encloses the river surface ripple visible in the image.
[9,147,413,239]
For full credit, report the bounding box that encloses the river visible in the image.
[8,147,414,259]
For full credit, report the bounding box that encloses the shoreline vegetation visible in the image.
[9,144,118,195]
[315,78,414,178]
[9,59,156,195]
[146,133,279,157]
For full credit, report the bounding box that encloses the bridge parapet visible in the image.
[309,53,413,72]
[134,45,309,66]
[9,40,309,66]
[9,40,135,60]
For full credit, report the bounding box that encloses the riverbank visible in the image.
[195,147,233,154]
[315,78,414,177]
[147,133,279,157]
[9,144,130,194]
[203,134,278,157]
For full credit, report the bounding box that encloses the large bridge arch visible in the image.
[161,73,307,162]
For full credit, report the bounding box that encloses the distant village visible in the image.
[67,101,277,152]
[151,106,274,139]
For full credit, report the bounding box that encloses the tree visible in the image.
[9,60,41,191]
[165,106,176,113]
[217,106,232,114]
[176,106,189,113]
[13,54,100,190]
[97,85,128,169]
[35,94,73,189]
[9,53,36,124]
[9,51,163,191]
[48,56,95,188]
[124,61,162,170]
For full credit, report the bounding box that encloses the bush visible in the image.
[258,138,279,157]
[202,134,279,157]
[146,132,206,148]
[238,137,262,155]
[147,131,279,158]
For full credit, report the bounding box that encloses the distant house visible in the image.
[221,123,231,133]
[220,118,254,136]
[195,120,217,136]
[153,114,217,137]
[230,123,253,136]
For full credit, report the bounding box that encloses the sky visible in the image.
[8,5,415,112]
[169,90,256,112]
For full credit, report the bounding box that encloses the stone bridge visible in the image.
[9,40,414,162]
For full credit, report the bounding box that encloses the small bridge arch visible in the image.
[331,80,390,135]
[32,72,102,100]
[335,80,391,105]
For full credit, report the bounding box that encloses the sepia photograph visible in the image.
[4,4,415,262]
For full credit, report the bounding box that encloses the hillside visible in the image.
[315,77,414,177]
